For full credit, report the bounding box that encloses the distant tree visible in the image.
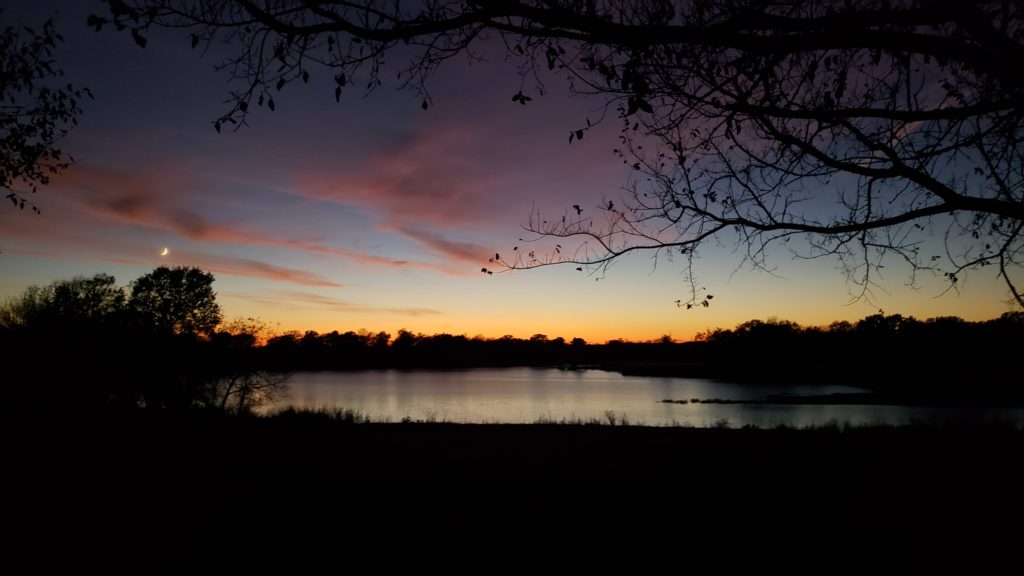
[828,320,854,333]
[369,330,390,349]
[0,273,125,329]
[1,11,89,215]
[392,329,417,349]
[221,315,276,345]
[734,318,801,336]
[203,317,289,414]
[97,0,1024,307]
[855,312,911,336]
[991,310,1024,328]
[129,266,222,336]
[0,273,132,407]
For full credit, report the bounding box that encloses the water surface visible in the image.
[270,368,1024,427]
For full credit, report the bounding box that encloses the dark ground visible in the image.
[5,414,1022,572]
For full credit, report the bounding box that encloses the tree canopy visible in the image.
[1,11,89,215]
[0,266,283,412]
[96,0,1024,307]
[129,266,223,336]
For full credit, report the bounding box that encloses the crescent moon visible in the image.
[160,247,169,256]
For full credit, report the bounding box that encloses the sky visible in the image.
[0,1,1018,342]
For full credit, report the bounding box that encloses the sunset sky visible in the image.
[0,1,1017,342]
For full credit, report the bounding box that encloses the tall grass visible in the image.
[262,407,1022,431]
[271,406,371,423]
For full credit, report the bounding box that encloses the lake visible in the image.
[268,367,1024,427]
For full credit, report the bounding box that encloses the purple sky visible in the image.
[0,1,1016,341]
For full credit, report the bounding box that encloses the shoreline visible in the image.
[661,392,1024,408]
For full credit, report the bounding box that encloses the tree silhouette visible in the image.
[129,266,222,337]
[1,12,89,215]
[0,273,124,329]
[97,1,1024,306]
[203,318,289,414]
[0,268,228,408]
[0,273,132,407]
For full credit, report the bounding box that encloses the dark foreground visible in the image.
[5,413,1023,572]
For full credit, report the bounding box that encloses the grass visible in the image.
[260,407,1022,431]
[5,405,1023,573]
[272,406,373,423]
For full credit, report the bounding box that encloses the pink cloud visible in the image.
[290,125,500,229]
[28,101,628,276]
[390,226,492,265]
[287,97,633,264]
[2,242,342,288]
[174,252,342,287]
[45,163,473,273]
[231,289,442,316]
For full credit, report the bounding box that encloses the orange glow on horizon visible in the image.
[251,302,1015,344]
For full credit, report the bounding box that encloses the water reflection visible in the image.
[270,367,1024,427]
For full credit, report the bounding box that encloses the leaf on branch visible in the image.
[131,29,147,48]
[87,14,107,32]
[545,46,559,70]
[512,91,532,105]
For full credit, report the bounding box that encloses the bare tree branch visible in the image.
[98,0,1024,308]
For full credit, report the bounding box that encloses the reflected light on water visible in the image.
[268,368,1024,428]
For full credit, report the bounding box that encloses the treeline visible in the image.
[1,268,283,414]
[260,331,590,371]
[253,313,1024,403]
[4,268,1023,411]
[244,313,1024,403]
[678,315,1024,402]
